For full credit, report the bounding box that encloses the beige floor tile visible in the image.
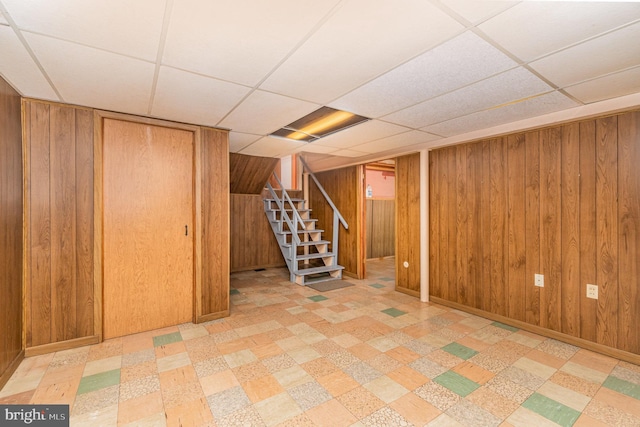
[243,374,284,403]
[199,369,239,396]
[254,392,303,427]
[305,398,358,426]
[390,392,441,425]
[117,390,164,425]
[317,370,359,397]
[537,380,591,411]
[363,375,409,403]
[83,355,122,377]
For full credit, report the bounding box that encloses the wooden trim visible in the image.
[396,287,420,298]
[0,350,24,391]
[196,310,230,324]
[25,336,100,358]
[357,164,365,279]
[430,296,640,365]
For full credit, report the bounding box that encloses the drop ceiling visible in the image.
[1,0,639,168]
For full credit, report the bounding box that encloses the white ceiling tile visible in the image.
[229,132,261,153]
[0,26,58,99]
[479,1,640,61]
[239,136,306,158]
[423,91,579,137]
[314,120,410,149]
[351,130,440,154]
[530,22,640,88]
[25,34,154,115]
[218,90,319,135]
[330,31,518,118]
[439,0,518,24]
[327,149,369,158]
[564,66,640,104]
[261,0,464,104]
[294,144,338,155]
[383,67,553,128]
[3,0,165,61]
[0,10,8,25]
[151,67,250,127]
[163,0,341,87]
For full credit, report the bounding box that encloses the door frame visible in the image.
[93,111,202,341]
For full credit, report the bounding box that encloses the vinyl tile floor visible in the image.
[1,258,640,426]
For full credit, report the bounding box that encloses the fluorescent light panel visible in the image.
[271,106,369,142]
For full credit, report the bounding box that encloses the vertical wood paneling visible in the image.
[489,138,507,316]
[467,142,482,309]
[428,109,640,356]
[25,101,95,348]
[539,127,562,331]
[0,76,23,388]
[75,109,94,338]
[230,194,285,272]
[561,123,581,337]
[201,128,230,318]
[524,131,541,326]
[366,199,395,259]
[456,145,469,306]
[507,134,526,321]
[618,111,640,354]
[429,150,441,299]
[28,102,52,347]
[50,106,77,342]
[480,141,492,312]
[396,153,421,295]
[579,121,597,342]
[596,116,619,348]
[310,166,362,278]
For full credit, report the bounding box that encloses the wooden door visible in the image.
[103,119,194,338]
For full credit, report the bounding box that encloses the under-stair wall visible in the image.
[309,166,364,279]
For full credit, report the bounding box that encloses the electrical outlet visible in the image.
[586,284,598,299]
[535,274,544,288]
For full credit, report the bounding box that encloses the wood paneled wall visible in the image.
[429,110,640,358]
[310,166,363,279]
[24,100,96,350]
[200,128,230,321]
[230,194,285,272]
[0,77,24,389]
[23,100,230,351]
[229,153,279,194]
[395,153,421,296]
[365,199,395,259]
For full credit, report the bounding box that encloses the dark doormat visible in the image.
[307,280,354,292]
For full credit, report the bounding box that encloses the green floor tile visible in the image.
[308,295,328,302]
[442,342,478,360]
[379,277,395,282]
[522,393,580,427]
[491,321,519,332]
[77,369,121,395]
[369,283,385,289]
[603,375,640,400]
[230,288,240,295]
[433,371,479,397]
[153,331,183,347]
[381,307,406,318]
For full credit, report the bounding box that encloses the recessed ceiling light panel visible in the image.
[270,106,369,142]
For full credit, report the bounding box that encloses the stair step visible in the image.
[289,252,335,261]
[266,208,312,214]
[283,240,330,248]
[279,229,325,235]
[293,265,344,276]
[265,198,305,203]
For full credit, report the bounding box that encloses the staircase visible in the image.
[264,160,348,286]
